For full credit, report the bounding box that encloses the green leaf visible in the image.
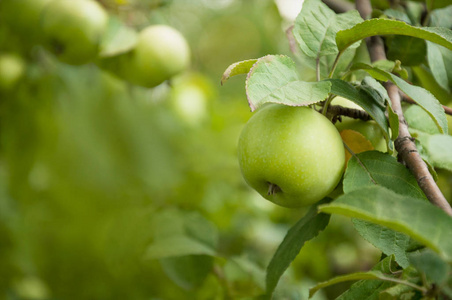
[336,256,396,300]
[221,59,258,85]
[386,102,399,141]
[386,36,426,66]
[319,186,452,262]
[354,63,448,134]
[293,0,363,58]
[145,236,217,259]
[353,219,413,268]
[404,105,441,135]
[265,198,331,297]
[246,55,331,111]
[422,134,452,172]
[379,284,416,300]
[160,255,214,290]
[427,42,449,91]
[309,271,407,298]
[344,151,425,267]
[427,0,451,10]
[430,5,452,28]
[336,19,452,53]
[146,208,218,259]
[344,151,425,199]
[408,248,450,284]
[99,17,138,57]
[327,79,391,148]
[383,9,412,24]
[411,65,451,105]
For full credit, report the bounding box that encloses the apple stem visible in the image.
[267,182,281,196]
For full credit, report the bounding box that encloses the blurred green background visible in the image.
[1,0,442,299]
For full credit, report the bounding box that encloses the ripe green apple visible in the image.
[332,97,387,152]
[40,0,108,65]
[0,53,25,90]
[238,104,345,208]
[121,25,191,88]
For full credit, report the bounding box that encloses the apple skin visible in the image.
[122,25,191,88]
[40,0,108,65]
[238,104,345,208]
[0,53,25,90]
[332,97,387,152]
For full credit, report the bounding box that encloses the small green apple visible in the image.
[40,0,108,65]
[0,53,25,90]
[332,97,387,152]
[122,25,191,88]
[238,104,345,208]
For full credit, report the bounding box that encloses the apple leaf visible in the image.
[292,0,363,58]
[430,5,452,28]
[426,42,449,91]
[408,248,450,284]
[99,17,138,57]
[352,219,415,269]
[318,186,452,262]
[160,255,214,290]
[336,256,395,300]
[386,36,426,66]
[221,59,258,85]
[327,79,391,149]
[353,63,448,134]
[146,209,218,259]
[336,19,452,53]
[245,55,331,111]
[309,270,413,298]
[265,198,331,297]
[343,151,425,200]
[419,134,452,172]
[344,151,425,268]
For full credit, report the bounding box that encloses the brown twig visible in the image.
[402,95,452,116]
[355,0,452,216]
[328,105,372,122]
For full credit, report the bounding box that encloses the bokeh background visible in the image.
[1,0,450,299]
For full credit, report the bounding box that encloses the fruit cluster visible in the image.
[0,0,190,88]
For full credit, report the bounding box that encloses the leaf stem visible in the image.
[321,95,335,116]
[316,56,321,81]
[328,52,343,78]
[381,277,428,294]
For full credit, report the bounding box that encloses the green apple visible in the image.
[40,0,108,65]
[238,104,345,208]
[121,25,191,88]
[332,97,387,152]
[0,53,25,90]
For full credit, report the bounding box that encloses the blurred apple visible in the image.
[169,73,214,126]
[122,25,191,88]
[0,53,25,90]
[40,0,108,65]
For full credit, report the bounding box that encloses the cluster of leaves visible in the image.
[222,0,452,298]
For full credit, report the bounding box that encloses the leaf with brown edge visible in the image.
[245,55,331,111]
[221,59,258,85]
